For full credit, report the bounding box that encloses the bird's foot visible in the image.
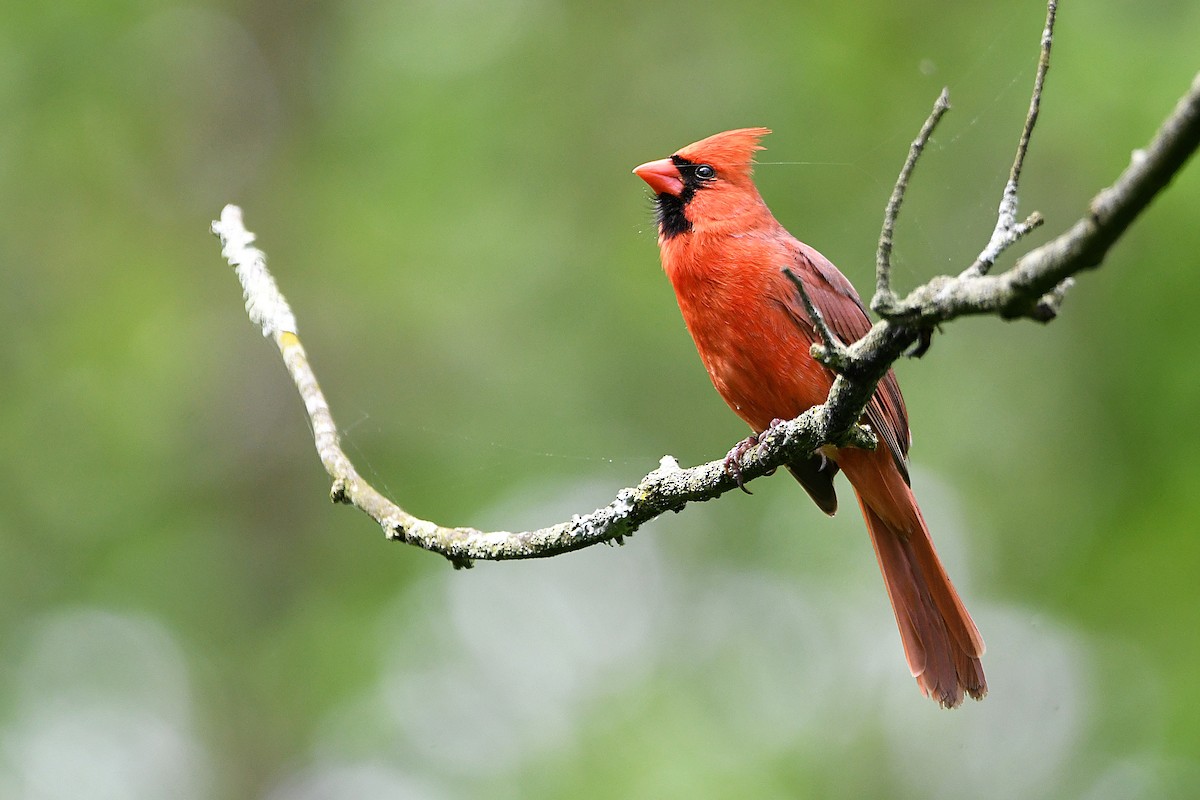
[908,326,937,359]
[723,420,787,494]
[723,435,759,494]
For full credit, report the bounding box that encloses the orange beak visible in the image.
[633,158,684,196]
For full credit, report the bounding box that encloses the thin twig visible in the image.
[873,88,952,314]
[962,0,1056,279]
[782,265,851,372]
[891,69,1200,324]
[1031,277,1076,322]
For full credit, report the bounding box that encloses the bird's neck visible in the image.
[658,201,782,289]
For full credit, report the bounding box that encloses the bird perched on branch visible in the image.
[634,128,986,707]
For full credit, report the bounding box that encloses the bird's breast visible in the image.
[663,239,833,432]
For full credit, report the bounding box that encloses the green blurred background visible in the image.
[2,0,1199,797]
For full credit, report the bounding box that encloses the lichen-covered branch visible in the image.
[213,210,867,568]
[212,2,1200,566]
[962,0,1055,280]
[872,69,1200,328]
[873,87,951,312]
[810,67,1200,440]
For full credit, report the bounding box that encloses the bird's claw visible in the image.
[908,326,937,359]
[723,435,759,494]
[723,420,787,494]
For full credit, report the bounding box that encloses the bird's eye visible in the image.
[694,164,716,180]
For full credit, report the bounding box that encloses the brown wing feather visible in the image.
[777,241,912,483]
[786,456,841,516]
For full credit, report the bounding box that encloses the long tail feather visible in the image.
[840,450,986,708]
[860,501,986,707]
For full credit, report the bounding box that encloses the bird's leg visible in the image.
[907,325,937,358]
[723,419,787,494]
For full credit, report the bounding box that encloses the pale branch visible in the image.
[212,207,871,567]
[814,69,1200,444]
[871,68,1200,328]
[962,0,1055,279]
[874,87,952,312]
[213,3,1200,566]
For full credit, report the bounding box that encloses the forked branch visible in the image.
[213,2,1200,566]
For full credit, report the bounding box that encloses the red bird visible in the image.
[634,128,986,707]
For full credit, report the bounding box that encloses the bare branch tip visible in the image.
[1030,277,1076,322]
[937,87,951,111]
[876,85,956,296]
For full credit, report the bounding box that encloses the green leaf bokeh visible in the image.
[2,1,1198,797]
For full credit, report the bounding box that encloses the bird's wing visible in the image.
[776,239,912,483]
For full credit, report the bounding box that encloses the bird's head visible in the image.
[633,127,771,241]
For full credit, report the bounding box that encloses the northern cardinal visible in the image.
[634,128,986,707]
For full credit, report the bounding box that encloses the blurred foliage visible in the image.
[1,0,1199,797]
